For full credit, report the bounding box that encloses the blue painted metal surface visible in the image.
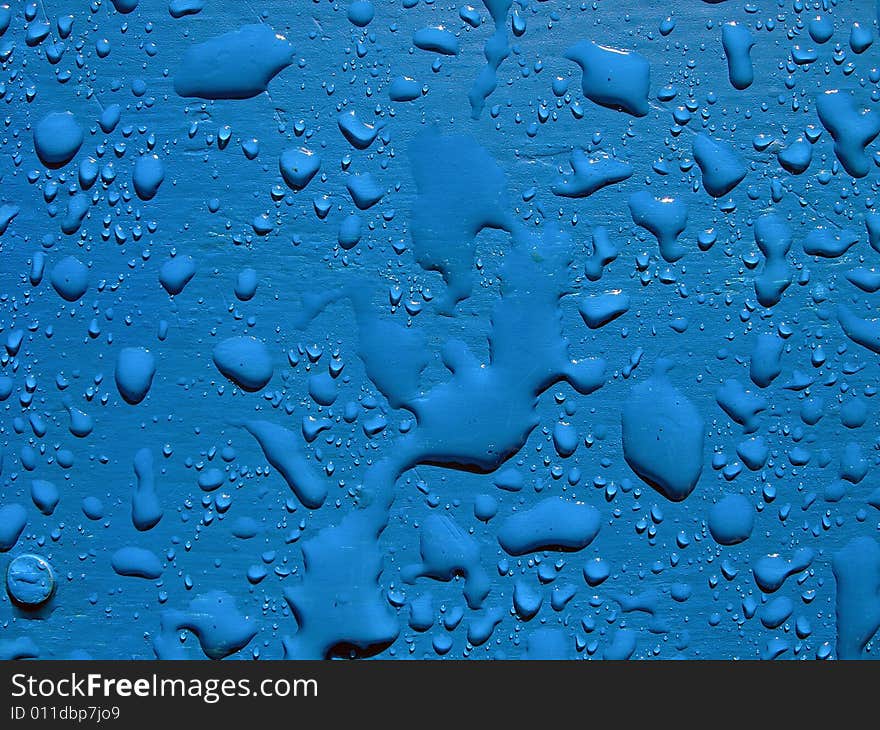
[1,0,880,660]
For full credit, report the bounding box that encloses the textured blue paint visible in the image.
[2,0,880,662]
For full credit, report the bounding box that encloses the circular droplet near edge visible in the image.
[6,554,56,608]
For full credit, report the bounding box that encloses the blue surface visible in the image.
[1,0,880,660]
